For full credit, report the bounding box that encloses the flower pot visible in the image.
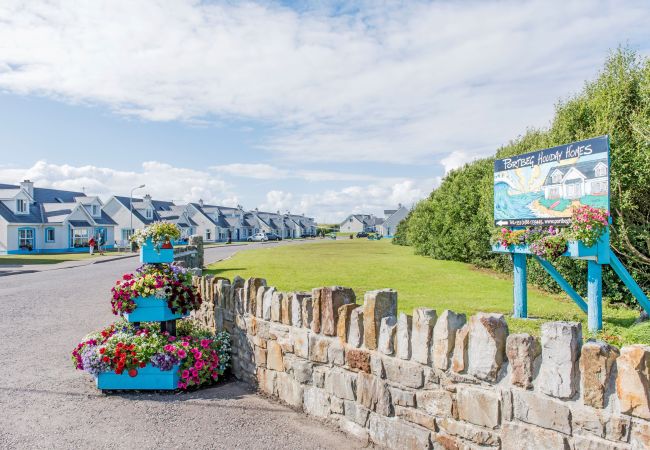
[123,296,189,322]
[491,240,607,262]
[96,363,180,390]
[140,238,174,264]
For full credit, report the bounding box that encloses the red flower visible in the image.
[99,347,106,354]
[102,356,110,363]
[128,368,138,377]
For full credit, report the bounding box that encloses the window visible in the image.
[122,228,134,241]
[18,228,34,250]
[16,199,27,214]
[591,180,608,195]
[145,208,153,219]
[91,205,99,216]
[551,171,562,184]
[45,228,55,243]
[595,165,607,177]
[206,229,212,240]
[71,228,89,247]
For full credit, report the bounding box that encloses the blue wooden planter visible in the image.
[140,238,174,264]
[123,296,188,322]
[96,363,180,390]
[491,236,609,263]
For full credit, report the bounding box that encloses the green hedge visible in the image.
[394,48,650,306]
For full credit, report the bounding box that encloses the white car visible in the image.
[247,232,268,242]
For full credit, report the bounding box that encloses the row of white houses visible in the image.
[0,180,317,254]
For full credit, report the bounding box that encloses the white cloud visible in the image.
[0,160,233,205]
[260,190,294,213]
[0,1,648,164]
[211,164,289,180]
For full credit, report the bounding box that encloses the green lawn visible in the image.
[0,251,130,265]
[205,239,648,345]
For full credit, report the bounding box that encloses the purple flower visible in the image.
[80,346,110,375]
[150,352,180,371]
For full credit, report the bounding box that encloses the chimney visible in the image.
[199,198,204,207]
[20,180,34,198]
[144,194,152,202]
[398,203,402,208]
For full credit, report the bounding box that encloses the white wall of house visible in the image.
[103,198,146,245]
[0,222,7,253]
[379,207,409,237]
[340,216,364,233]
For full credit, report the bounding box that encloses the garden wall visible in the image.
[190,275,650,450]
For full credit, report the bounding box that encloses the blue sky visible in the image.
[0,0,649,222]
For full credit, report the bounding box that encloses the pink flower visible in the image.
[195,360,204,369]
[182,341,189,347]
[177,349,187,358]
[181,370,190,379]
[200,339,211,349]
[163,344,174,352]
[168,336,176,342]
[178,381,187,389]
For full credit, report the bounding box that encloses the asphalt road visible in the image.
[0,240,364,449]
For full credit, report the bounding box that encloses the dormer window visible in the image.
[16,199,28,214]
[145,208,153,219]
[91,205,100,216]
[551,170,563,184]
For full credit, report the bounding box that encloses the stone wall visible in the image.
[173,235,204,269]
[191,275,650,450]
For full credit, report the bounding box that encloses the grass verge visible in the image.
[205,239,648,345]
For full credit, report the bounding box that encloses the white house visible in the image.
[103,194,176,246]
[542,160,609,200]
[0,180,116,254]
[377,205,409,237]
[339,214,379,233]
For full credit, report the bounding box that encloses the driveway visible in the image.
[0,239,363,449]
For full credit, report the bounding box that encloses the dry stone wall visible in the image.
[191,275,650,450]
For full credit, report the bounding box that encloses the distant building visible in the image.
[339,214,380,233]
[377,205,409,237]
[0,180,116,254]
[339,205,409,237]
[103,194,177,246]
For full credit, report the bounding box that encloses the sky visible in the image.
[0,0,649,223]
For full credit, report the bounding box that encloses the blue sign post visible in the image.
[491,136,649,332]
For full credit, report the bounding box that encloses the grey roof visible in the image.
[94,211,117,225]
[224,217,240,227]
[542,159,607,186]
[69,220,92,227]
[114,196,174,224]
[0,184,83,224]
[384,210,397,216]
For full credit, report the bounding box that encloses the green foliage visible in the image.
[400,47,650,308]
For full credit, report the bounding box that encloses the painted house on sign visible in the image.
[0,180,116,254]
[542,160,609,200]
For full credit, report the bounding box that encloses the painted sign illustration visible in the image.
[494,136,610,226]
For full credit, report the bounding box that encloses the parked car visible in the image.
[265,232,282,241]
[356,231,369,238]
[248,232,268,242]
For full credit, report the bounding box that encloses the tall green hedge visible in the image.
[394,48,650,305]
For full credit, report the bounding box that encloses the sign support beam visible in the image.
[513,253,528,318]
[587,261,603,332]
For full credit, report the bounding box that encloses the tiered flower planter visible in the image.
[96,363,180,390]
[97,240,180,390]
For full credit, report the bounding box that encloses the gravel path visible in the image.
[0,240,364,449]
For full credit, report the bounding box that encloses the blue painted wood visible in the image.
[534,256,588,313]
[96,363,180,390]
[587,261,603,332]
[492,240,607,262]
[608,250,650,315]
[513,253,528,318]
[140,238,174,264]
[123,296,188,322]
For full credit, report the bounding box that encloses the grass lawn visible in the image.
[0,251,131,265]
[205,239,649,345]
